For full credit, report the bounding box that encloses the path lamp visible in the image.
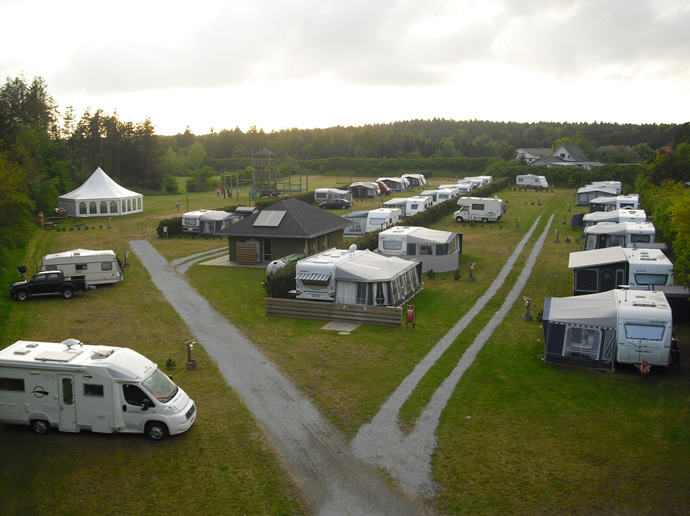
[554,229,560,243]
[523,297,533,321]
[515,217,520,229]
[468,263,476,282]
[186,339,198,369]
[562,214,567,225]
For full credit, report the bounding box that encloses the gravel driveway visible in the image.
[129,216,552,514]
[129,240,426,515]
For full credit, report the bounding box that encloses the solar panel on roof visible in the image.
[253,210,286,227]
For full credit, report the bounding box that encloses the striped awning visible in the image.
[296,272,331,282]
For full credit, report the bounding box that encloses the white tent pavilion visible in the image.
[57,167,143,217]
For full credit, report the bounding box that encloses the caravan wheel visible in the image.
[31,419,51,435]
[145,421,169,441]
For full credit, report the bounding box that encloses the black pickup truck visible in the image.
[10,271,89,301]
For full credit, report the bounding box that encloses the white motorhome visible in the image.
[583,221,659,251]
[0,339,197,440]
[181,209,210,233]
[295,246,422,305]
[41,249,124,286]
[366,208,403,232]
[314,188,353,203]
[454,197,506,223]
[405,196,433,216]
[582,209,647,231]
[516,174,549,189]
[543,289,674,370]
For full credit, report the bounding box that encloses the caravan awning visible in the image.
[296,272,331,282]
[543,290,618,329]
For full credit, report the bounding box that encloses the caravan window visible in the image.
[419,244,433,255]
[564,327,600,359]
[574,269,599,293]
[44,265,58,271]
[0,377,25,392]
[472,204,485,210]
[630,234,651,243]
[76,263,87,271]
[101,262,113,271]
[383,240,403,250]
[84,384,105,397]
[624,324,665,341]
[634,273,668,286]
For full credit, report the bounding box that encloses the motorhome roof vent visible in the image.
[35,350,83,362]
[91,349,116,359]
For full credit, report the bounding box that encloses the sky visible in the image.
[2,0,689,136]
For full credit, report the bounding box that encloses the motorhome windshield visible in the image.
[142,368,178,403]
[624,324,665,341]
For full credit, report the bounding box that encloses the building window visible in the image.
[100,201,108,213]
[79,202,87,214]
[89,202,97,214]
[110,201,118,213]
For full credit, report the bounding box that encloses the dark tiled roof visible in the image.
[560,143,590,161]
[218,198,352,238]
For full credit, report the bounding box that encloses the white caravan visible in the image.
[181,209,211,233]
[582,209,647,231]
[378,226,462,273]
[589,194,640,212]
[583,221,658,250]
[435,188,460,202]
[0,338,197,440]
[366,208,403,232]
[295,246,422,305]
[516,174,549,189]
[454,197,506,223]
[569,246,674,295]
[405,196,433,216]
[314,188,353,203]
[401,174,427,188]
[543,289,674,369]
[41,249,124,286]
[381,198,410,218]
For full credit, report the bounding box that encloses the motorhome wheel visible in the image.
[145,421,169,441]
[482,218,488,223]
[31,419,51,435]
[455,216,464,223]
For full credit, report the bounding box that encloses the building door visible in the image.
[58,375,78,432]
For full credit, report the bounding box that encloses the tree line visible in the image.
[1,73,689,327]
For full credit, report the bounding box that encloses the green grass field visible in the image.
[1,178,688,515]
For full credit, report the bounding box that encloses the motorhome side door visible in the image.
[57,375,78,432]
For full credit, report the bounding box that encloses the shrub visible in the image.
[263,261,297,298]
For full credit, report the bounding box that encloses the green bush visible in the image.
[263,261,297,298]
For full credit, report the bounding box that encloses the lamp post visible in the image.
[523,297,533,321]
[515,217,520,229]
[554,229,560,243]
[186,339,198,369]
[468,263,476,282]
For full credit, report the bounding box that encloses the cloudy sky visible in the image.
[3,0,689,135]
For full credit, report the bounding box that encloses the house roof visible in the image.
[559,143,590,162]
[218,198,352,238]
[516,148,552,158]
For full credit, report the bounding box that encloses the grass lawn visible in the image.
[1,179,689,515]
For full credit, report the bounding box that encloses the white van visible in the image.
[454,197,506,223]
[366,208,403,232]
[41,249,124,286]
[0,339,197,440]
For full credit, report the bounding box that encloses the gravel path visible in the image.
[351,215,554,496]
[129,215,552,513]
[129,240,426,516]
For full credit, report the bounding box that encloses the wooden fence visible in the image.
[265,297,403,327]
